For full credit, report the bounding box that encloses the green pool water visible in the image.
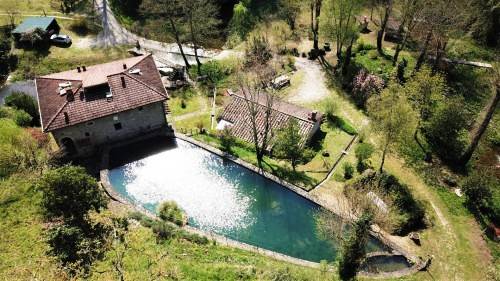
[108,138,385,262]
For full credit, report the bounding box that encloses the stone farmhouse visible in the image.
[35,54,169,156]
[218,89,322,149]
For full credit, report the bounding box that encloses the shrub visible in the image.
[322,97,339,119]
[339,213,373,280]
[348,172,426,235]
[47,221,109,273]
[152,221,177,241]
[219,126,236,153]
[343,162,354,179]
[352,70,384,108]
[424,98,470,163]
[178,230,210,245]
[245,34,272,67]
[355,143,374,172]
[190,60,235,85]
[158,201,186,226]
[330,116,357,135]
[0,106,32,127]
[462,169,500,225]
[5,92,40,126]
[38,166,109,222]
[355,40,375,53]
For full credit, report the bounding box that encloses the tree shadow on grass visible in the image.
[262,160,317,190]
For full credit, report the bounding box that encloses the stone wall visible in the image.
[52,102,166,155]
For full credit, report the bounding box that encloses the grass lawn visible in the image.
[0,0,59,15]
[11,44,132,81]
[0,174,67,280]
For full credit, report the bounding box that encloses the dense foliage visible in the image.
[348,171,426,235]
[338,213,373,281]
[38,166,108,223]
[462,169,500,225]
[273,119,313,171]
[158,200,186,226]
[4,92,40,126]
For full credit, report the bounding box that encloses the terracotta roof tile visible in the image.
[36,54,168,132]
[219,90,321,146]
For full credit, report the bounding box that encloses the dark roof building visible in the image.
[12,16,60,36]
[35,54,169,156]
[218,89,322,147]
[36,54,168,132]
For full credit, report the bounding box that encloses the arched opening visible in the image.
[60,137,77,156]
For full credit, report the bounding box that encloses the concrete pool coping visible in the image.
[99,132,428,278]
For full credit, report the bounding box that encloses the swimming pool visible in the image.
[108,138,385,262]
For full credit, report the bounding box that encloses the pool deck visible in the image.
[98,131,428,278]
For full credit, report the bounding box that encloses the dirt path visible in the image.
[93,0,240,65]
[287,58,330,104]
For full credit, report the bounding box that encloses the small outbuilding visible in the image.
[218,89,322,148]
[12,16,60,40]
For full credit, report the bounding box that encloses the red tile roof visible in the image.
[36,54,168,132]
[219,89,322,146]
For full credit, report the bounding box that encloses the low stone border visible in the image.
[99,133,424,278]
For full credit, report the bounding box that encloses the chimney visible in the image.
[311,110,318,122]
[121,76,126,88]
[77,66,81,73]
[123,63,127,69]
[66,89,74,102]
[82,66,86,72]
[63,112,69,124]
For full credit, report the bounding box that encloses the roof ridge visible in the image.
[117,71,168,99]
[44,83,83,131]
[45,101,69,131]
[231,93,315,124]
[128,53,152,69]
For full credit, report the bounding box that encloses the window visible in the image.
[138,106,143,111]
[86,121,94,126]
[85,132,90,137]
[114,123,122,130]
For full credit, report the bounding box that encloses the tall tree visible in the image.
[321,0,363,72]
[317,210,374,281]
[368,82,417,172]
[183,0,221,75]
[141,0,191,69]
[310,0,322,51]
[279,0,302,31]
[392,0,424,65]
[273,119,311,171]
[238,70,277,169]
[373,0,393,55]
[413,0,465,72]
[404,66,446,157]
[460,78,500,165]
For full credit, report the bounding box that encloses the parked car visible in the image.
[271,75,291,90]
[50,34,71,44]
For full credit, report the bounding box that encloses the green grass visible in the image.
[0,174,66,280]
[169,95,205,117]
[352,49,416,81]
[89,222,337,281]
[11,45,131,81]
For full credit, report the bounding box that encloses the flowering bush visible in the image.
[351,70,385,108]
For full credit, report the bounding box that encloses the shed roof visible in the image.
[12,16,57,34]
[218,89,322,146]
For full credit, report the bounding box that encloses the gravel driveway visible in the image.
[287,57,330,104]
